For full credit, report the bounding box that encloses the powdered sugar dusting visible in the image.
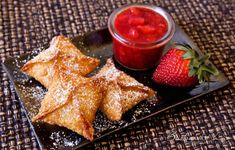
[49,130,82,148]
[131,96,158,122]
[4,35,160,149]
[8,53,159,149]
[11,47,45,70]
[17,83,46,118]
[94,111,127,136]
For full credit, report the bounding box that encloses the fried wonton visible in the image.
[21,35,100,88]
[93,58,155,121]
[32,71,104,141]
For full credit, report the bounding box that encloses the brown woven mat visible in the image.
[0,0,234,149]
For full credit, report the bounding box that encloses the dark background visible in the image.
[0,0,234,149]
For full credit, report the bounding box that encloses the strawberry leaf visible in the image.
[199,54,210,63]
[175,43,219,83]
[200,65,219,76]
[182,50,194,59]
[189,69,197,77]
[191,59,200,68]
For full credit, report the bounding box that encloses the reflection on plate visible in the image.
[2,26,229,149]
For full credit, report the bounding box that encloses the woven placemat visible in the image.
[0,0,234,149]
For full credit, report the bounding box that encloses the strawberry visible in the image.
[128,17,145,26]
[152,44,219,87]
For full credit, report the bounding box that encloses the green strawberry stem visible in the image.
[175,43,219,83]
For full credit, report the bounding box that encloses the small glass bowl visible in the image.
[108,4,175,70]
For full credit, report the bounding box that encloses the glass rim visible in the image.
[108,4,175,48]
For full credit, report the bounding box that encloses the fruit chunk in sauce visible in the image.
[112,7,169,70]
[115,7,168,42]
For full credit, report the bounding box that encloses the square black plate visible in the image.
[2,26,229,149]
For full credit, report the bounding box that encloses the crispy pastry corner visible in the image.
[21,35,100,88]
[32,71,105,141]
[93,58,155,121]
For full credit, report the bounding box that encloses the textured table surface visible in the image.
[0,0,234,149]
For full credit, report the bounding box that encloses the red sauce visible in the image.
[112,7,169,70]
[115,7,168,42]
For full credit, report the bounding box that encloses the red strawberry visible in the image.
[153,44,219,87]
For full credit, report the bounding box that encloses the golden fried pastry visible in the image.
[21,35,100,88]
[93,58,155,121]
[32,71,104,141]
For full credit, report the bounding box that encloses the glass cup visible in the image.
[108,4,175,70]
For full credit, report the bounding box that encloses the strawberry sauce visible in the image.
[108,5,175,70]
[115,7,168,42]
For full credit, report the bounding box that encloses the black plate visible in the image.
[2,26,229,149]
